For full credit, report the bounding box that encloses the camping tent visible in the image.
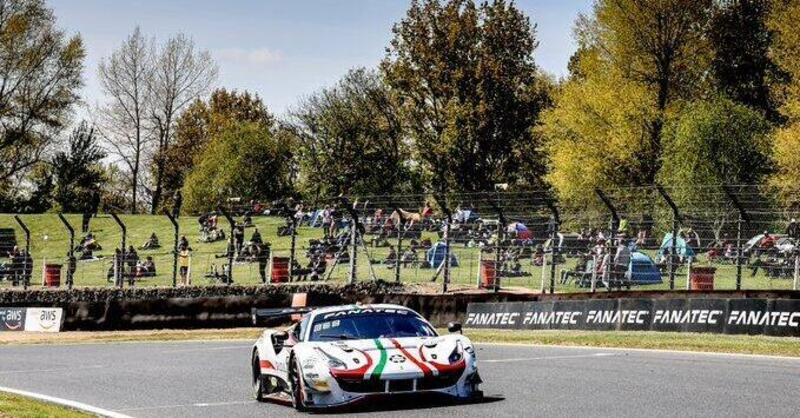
[625,251,662,285]
[658,233,695,260]
[426,242,459,268]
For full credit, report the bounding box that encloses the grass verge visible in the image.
[2,328,799,358]
[464,329,800,357]
[0,392,90,418]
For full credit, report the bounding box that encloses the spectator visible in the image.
[172,190,182,218]
[140,232,160,250]
[256,243,270,283]
[385,246,398,266]
[250,228,263,245]
[788,219,799,241]
[613,239,631,284]
[179,245,192,286]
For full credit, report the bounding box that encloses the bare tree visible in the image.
[0,0,84,184]
[147,34,217,214]
[97,27,151,213]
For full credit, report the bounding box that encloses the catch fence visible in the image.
[1,184,798,293]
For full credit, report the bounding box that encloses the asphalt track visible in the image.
[0,340,799,418]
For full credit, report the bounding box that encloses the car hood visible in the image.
[299,335,470,380]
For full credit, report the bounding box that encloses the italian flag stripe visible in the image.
[371,339,388,379]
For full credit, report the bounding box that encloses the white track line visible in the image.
[0,386,133,418]
[482,352,618,363]
[117,400,253,412]
[0,365,105,375]
[159,344,250,354]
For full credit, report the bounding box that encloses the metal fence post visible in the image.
[656,185,682,290]
[14,216,31,289]
[595,189,619,291]
[289,217,298,282]
[57,213,75,289]
[162,209,179,287]
[389,203,404,284]
[218,206,236,285]
[723,186,750,290]
[110,213,127,288]
[546,201,560,294]
[794,252,799,291]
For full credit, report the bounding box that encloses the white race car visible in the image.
[251,304,482,411]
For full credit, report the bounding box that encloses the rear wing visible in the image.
[252,292,312,326]
[251,307,313,325]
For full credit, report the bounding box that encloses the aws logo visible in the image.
[0,308,24,331]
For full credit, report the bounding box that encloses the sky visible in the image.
[49,0,593,116]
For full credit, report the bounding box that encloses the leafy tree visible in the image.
[0,0,84,183]
[541,62,657,211]
[382,0,548,192]
[182,123,293,213]
[50,122,107,212]
[583,0,713,183]
[288,68,416,198]
[767,0,800,208]
[158,89,273,212]
[708,0,783,122]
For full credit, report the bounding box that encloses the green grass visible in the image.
[3,326,798,358]
[0,392,90,418]
[463,329,800,357]
[0,213,795,291]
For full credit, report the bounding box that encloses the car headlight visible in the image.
[316,347,346,369]
[448,342,464,363]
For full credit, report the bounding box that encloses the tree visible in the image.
[288,68,415,197]
[98,27,151,213]
[584,0,713,183]
[382,0,548,192]
[147,34,218,214]
[708,0,783,122]
[98,27,218,214]
[540,63,657,211]
[182,123,293,213]
[0,0,84,183]
[661,97,772,187]
[659,96,772,240]
[50,122,107,212]
[768,1,800,208]
[159,88,273,211]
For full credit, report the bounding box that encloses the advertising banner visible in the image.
[0,308,63,333]
[465,299,800,337]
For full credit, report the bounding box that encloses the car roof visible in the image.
[308,303,416,319]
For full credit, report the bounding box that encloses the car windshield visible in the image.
[308,311,437,342]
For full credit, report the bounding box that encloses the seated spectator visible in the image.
[384,246,398,266]
[140,232,160,250]
[250,228,263,245]
[136,256,156,278]
[401,248,418,267]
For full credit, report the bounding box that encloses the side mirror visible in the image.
[447,322,462,334]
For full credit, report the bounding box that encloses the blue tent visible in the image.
[309,209,324,227]
[626,251,662,285]
[426,242,459,268]
[658,233,695,259]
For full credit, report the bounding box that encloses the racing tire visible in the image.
[252,351,266,402]
[289,356,308,412]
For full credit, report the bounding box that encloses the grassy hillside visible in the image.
[0,213,794,291]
